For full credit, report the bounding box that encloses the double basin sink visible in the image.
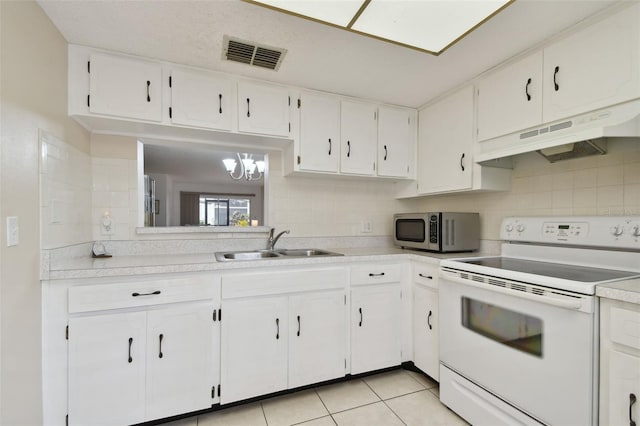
[215,248,343,262]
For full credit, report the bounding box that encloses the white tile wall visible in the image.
[39,131,92,249]
[267,151,413,237]
[91,157,138,240]
[415,139,640,240]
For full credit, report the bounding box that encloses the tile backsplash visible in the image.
[39,131,92,249]
[42,135,639,248]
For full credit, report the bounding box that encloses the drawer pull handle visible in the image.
[246,98,251,117]
[297,315,301,337]
[368,272,385,277]
[158,334,164,359]
[128,337,133,363]
[276,318,280,340]
[384,145,388,161]
[131,290,161,297]
[146,80,151,102]
[218,93,223,114]
[347,140,351,158]
[427,310,433,330]
[328,138,332,156]
[418,273,433,280]
[359,307,363,327]
[631,393,637,426]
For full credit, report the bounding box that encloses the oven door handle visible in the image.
[442,273,584,310]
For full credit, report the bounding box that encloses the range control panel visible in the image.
[501,216,640,249]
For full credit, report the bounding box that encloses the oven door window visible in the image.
[461,297,543,357]
[396,219,425,242]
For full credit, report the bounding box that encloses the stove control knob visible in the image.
[610,225,624,237]
[505,223,514,232]
[516,224,526,233]
[632,225,640,237]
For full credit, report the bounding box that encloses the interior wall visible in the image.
[414,139,640,240]
[0,1,91,424]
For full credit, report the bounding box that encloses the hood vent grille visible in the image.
[223,36,286,71]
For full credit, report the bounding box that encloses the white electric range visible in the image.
[438,216,640,426]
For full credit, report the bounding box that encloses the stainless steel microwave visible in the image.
[393,212,480,252]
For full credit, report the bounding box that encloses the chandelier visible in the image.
[222,153,265,181]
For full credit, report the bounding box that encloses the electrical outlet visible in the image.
[6,216,19,246]
[361,221,372,233]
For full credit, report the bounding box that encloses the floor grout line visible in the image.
[260,401,269,426]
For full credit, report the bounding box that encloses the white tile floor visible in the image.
[165,369,468,426]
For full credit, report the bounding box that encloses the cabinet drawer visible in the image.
[413,263,439,290]
[610,306,640,350]
[69,274,217,313]
[221,268,347,299]
[351,264,403,286]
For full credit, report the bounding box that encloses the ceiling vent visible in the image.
[223,36,286,71]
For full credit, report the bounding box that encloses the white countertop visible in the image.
[596,278,640,305]
[43,247,481,280]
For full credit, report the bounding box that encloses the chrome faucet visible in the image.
[267,228,290,250]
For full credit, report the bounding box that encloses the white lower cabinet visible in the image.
[68,311,147,426]
[600,298,640,426]
[412,262,439,381]
[350,264,403,374]
[220,295,290,403]
[289,291,347,388]
[68,301,216,426]
[220,268,348,404]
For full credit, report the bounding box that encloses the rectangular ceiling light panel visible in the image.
[352,0,511,53]
[248,0,512,54]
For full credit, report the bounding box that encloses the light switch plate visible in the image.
[361,220,372,233]
[6,216,19,246]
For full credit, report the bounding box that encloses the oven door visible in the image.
[439,268,596,426]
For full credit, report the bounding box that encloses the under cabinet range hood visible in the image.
[476,99,640,164]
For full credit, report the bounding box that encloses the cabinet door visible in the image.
[377,106,412,178]
[351,284,402,374]
[220,296,288,403]
[543,3,640,123]
[289,290,346,388]
[89,53,162,122]
[413,284,439,381]
[68,311,147,426]
[238,81,290,137]
[145,302,216,420]
[341,100,377,176]
[477,51,543,141]
[298,91,341,173]
[607,350,640,426]
[418,86,473,194]
[170,68,233,131]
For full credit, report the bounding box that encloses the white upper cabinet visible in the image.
[88,53,162,122]
[418,86,474,194]
[477,3,640,142]
[237,81,290,137]
[377,106,413,178]
[477,51,544,142]
[340,100,378,176]
[169,68,233,131]
[298,91,341,173]
[542,3,640,123]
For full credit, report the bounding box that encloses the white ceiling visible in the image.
[144,143,265,187]
[38,0,619,108]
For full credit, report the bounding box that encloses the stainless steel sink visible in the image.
[215,248,343,261]
[276,249,341,257]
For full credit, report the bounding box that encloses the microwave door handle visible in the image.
[441,271,584,310]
